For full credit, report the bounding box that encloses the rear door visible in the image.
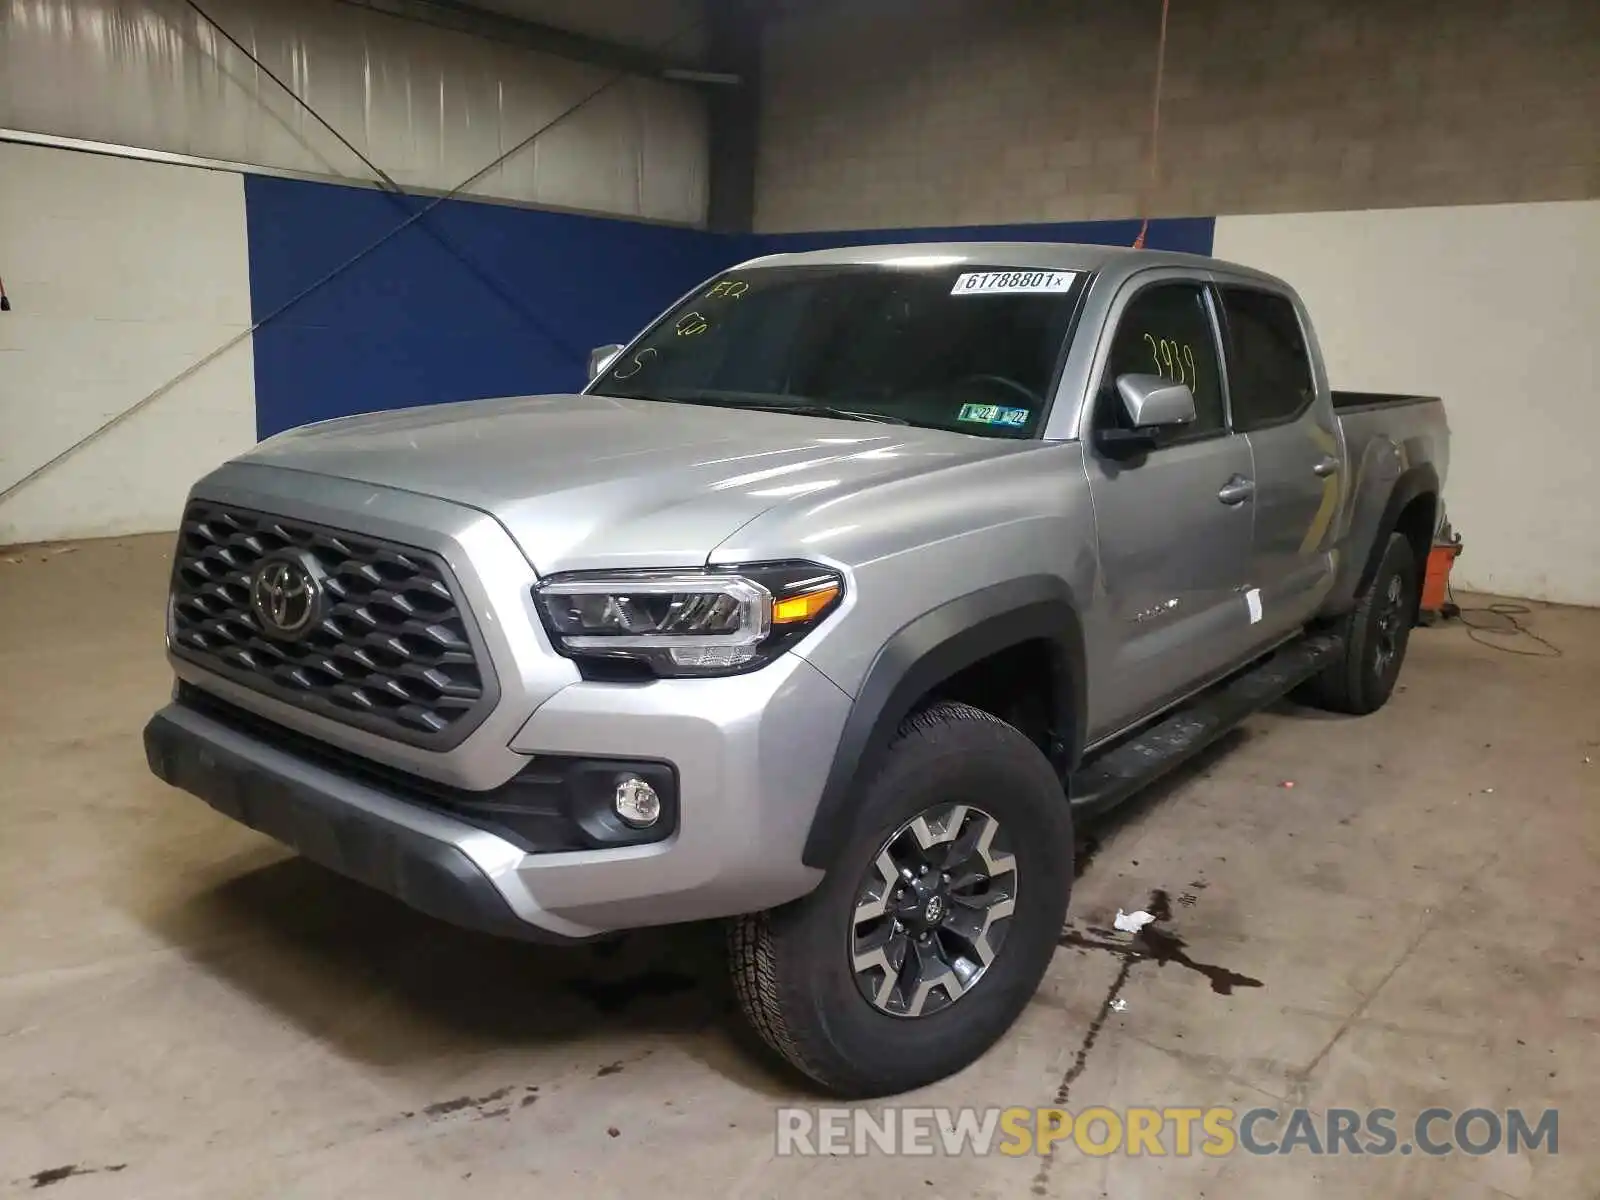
[1217,284,1340,641]
[1082,275,1259,741]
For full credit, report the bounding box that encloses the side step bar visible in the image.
[1068,633,1344,817]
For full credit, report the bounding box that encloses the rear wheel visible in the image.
[728,702,1073,1097]
[1301,532,1417,715]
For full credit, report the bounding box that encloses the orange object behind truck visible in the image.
[1420,504,1463,618]
[1422,542,1460,613]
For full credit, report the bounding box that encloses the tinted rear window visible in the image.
[1220,287,1315,430]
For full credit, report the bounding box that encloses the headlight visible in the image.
[533,561,844,678]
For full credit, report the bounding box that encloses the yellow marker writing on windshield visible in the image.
[707,279,749,299]
[676,311,710,336]
[611,346,657,379]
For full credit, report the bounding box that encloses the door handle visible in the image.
[1313,455,1341,477]
[1218,475,1255,505]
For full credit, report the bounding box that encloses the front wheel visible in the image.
[728,702,1073,1097]
[1301,532,1418,715]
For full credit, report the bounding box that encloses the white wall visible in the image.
[1214,200,1600,608]
[0,141,257,545]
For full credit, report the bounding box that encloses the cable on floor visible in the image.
[1445,584,1562,657]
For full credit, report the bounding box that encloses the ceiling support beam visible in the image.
[705,0,761,232]
[333,0,736,84]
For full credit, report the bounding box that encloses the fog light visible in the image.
[614,774,662,827]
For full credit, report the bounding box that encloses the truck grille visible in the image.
[169,501,494,749]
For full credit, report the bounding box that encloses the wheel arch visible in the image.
[800,576,1084,871]
[1355,464,1439,609]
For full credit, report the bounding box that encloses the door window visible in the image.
[1096,283,1226,444]
[1220,287,1315,430]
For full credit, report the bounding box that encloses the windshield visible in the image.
[589,263,1087,438]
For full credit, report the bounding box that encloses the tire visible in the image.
[728,701,1073,1098]
[1300,532,1418,715]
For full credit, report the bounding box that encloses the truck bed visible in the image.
[1334,391,1448,491]
[1322,390,1450,614]
[1331,390,1440,413]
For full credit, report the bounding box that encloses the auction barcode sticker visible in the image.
[951,270,1077,295]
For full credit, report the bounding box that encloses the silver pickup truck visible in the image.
[144,243,1448,1097]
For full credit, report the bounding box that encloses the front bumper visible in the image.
[147,644,852,940]
[153,464,855,940]
[145,701,590,942]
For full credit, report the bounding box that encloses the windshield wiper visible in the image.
[746,402,908,425]
[621,388,908,425]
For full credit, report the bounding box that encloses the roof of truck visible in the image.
[734,241,1288,290]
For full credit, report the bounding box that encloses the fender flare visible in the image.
[800,575,1085,871]
[1354,462,1440,600]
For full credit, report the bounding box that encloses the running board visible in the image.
[1068,633,1344,817]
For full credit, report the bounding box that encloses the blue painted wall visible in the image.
[243,174,1213,437]
[243,177,734,438]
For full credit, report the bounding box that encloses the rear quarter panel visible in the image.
[1324,398,1450,614]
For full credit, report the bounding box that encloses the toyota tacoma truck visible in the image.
[144,242,1448,1097]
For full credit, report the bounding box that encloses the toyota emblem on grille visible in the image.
[250,555,323,640]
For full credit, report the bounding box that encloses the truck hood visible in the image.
[244,393,1025,574]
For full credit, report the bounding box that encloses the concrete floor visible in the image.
[1,534,1597,1199]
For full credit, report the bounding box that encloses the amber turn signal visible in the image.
[773,584,841,625]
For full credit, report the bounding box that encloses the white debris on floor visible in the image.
[1113,909,1157,934]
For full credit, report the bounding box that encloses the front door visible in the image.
[1083,278,1259,742]
[1218,284,1341,641]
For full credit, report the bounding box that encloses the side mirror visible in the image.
[588,343,625,381]
[1116,373,1197,428]
[1096,374,1198,456]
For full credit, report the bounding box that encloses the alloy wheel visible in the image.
[1374,572,1407,676]
[848,804,1018,1018]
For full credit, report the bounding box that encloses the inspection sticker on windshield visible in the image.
[951,270,1076,296]
[958,403,1030,428]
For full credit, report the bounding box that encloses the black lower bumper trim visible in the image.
[144,706,581,944]
[173,682,678,854]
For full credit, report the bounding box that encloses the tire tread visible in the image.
[728,910,822,1084]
